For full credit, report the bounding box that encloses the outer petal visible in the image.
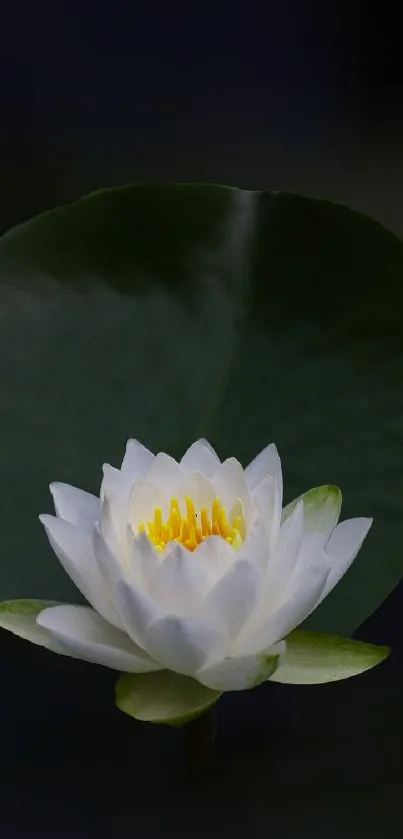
[149,543,212,614]
[233,539,330,655]
[245,443,283,498]
[39,514,123,629]
[281,485,342,544]
[50,483,100,531]
[196,642,285,691]
[317,517,373,604]
[37,605,160,672]
[116,670,221,726]
[269,629,389,685]
[121,439,155,476]
[201,559,261,641]
[144,615,230,676]
[180,439,221,476]
[0,599,81,658]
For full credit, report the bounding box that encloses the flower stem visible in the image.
[182,705,218,779]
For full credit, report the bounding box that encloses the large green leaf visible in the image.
[269,629,390,684]
[115,670,221,726]
[0,184,402,635]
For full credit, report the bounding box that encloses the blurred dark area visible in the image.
[1,1,403,235]
[1,2,403,836]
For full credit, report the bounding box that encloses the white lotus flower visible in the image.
[36,439,372,691]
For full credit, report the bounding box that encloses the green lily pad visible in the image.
[0,185,402,635]
[269,629,390,684]
[115,670,221,726]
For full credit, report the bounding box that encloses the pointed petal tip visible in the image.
[39,512,53,526]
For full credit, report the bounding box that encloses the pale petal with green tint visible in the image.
[196,642,285,691]
[269,628,389,684]
[115,669,221,726]
[0,599,79,657]
[282,485,342,543]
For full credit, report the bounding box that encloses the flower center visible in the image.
[137,496,245,553]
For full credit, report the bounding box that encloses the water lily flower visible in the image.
[28,438,375,692]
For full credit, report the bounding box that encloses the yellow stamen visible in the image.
[201,508,212,537]
[232,515,246,539]
[154,507,162,540]
[186,496,197,529]
[136,495,246,553]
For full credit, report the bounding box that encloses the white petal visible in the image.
[93,524,124,592]
[121,439,155,476]
[175,472,216,513]
[145,453,184,497]
[37,605,160,672]
[245,443,283,498]
[39,514,123,629]
[212,458,253,521]
[50,483,100,531]
[180,439,221,476]
[317,517,373,604]
[129,480,168,528]
[100,464,136,504]
[97,522,158,593]
[202,559,261,641]
[196,642,285,691]
[192,536,235,584]
[263,501,305,608]
[144,615,230,676]
[99,494,130,566]
[127,531,160,589]
[236,518,271,576]
[116,577,166,649]
[149,543,211,615]
[252,475,282,551]
[233,542,329,655]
